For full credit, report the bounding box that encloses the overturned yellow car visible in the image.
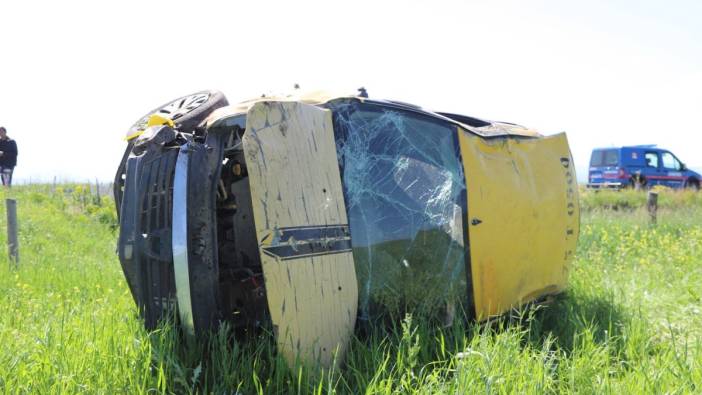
[114,89,579,368]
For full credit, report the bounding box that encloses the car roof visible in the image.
[592,145,662,151]
[205,90,542,139]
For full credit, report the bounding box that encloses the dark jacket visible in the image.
[0,138,18,168]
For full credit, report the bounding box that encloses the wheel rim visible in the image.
[134,92,211,131]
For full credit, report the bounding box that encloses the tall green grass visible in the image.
[0,186,700,393]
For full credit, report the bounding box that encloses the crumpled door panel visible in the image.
[459,131,579,320]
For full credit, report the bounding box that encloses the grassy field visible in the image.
[0,186,701,393]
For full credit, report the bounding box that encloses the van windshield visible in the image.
[590,149,619,167]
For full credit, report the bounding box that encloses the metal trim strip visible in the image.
[172,144,194,335]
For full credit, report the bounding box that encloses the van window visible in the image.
[590,149,618,167]
[645,152,659,168]
[661,152,681,170]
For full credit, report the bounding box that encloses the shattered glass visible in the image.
[330,100,470,324]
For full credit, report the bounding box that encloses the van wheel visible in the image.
[127,90,229,138]
[685,178,700,191]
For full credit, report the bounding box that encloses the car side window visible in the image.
[645,152,659,168]
[661,152,681,170]
[331,101,469,323]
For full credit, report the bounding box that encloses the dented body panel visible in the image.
[458,131,579,319]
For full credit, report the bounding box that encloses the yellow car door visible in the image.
[458,130,579,320]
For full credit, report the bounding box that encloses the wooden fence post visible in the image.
[95,178,101,206]
[6,199,18,268]
[647,191,658,226]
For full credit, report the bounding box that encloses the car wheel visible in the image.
[127,90,229,139]
[685,178,700,191]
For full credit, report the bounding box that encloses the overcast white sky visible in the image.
[0,0,700,182]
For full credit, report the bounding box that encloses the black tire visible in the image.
[127,90,229,137]
[685,178,700,191]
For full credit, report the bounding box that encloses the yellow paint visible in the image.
[146,114,175,128]
[458,130,579,320]
[243,101,358,369]
[125,114,176,141]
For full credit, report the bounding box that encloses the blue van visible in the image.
[588,145,701,189]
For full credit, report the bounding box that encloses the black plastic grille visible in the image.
[119,147,178,329]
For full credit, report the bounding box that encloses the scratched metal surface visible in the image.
[243,101,358,368]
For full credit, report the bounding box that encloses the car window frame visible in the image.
[644,151,660,169]
[661,151,682,171]
[329,99,472,323]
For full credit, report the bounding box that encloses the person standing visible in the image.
[0,127,18,187]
